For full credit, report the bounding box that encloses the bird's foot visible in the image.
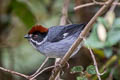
[52,61,70,75]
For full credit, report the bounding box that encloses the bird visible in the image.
[24,24,85,58]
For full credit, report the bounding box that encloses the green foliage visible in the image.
[71,65,96,80]
[97,17,108,29]
[77,76,88,80]
[2,43,46,73]
[11,0,36,27]
[71,66,84,73]
[86,17,120,48]
[85,17,120,58]
[104,47,113,58]
[86,65,96,75]
[107,18,120,46]
[85,23,105,48]
[113,68,120,80]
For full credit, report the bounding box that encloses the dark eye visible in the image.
[33,35,38,38]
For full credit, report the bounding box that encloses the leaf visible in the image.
[113,68,120,80]
[106,18,120,46]
[93,49,105,58]
[71,66,84,73]
[97,23,107,42]
[104,47,113,58]
[76,76,88,80]
[105,11,115,27]
[97,17,108,29]
[86,18,120,48]
[85,24,105,48]
[12,0,36,27]
[86,65,96,75]
[113,18,120,28]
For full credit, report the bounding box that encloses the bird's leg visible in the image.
[54,58,69,68]
[52,59,70,76]
[29,57,49,78]
[65,61,70,69]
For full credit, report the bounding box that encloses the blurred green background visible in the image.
[0,0,120,80]
[0,0,63,80]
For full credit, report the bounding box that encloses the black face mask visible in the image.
[32,31,48,42]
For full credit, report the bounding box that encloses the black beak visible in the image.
[24,34,30,39]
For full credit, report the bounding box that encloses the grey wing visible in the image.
[47,25,65,42]
[47,24,85,42]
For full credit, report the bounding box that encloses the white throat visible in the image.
[30,36,48,48]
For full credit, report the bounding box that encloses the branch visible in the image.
[83,38,106,80]
[29,57,49,79]
[49,0,114,80]
[93,55,117,80]
[109,0,119,12]
[74,2,96,10]
[92,0,105,5]
[116,3,120,5]
[30,66,54,80]
[74,1,104,10]
[0,67,29,79]
[0,58,53,80]
[87,46,105,80]
[74,0,120,10]
[60,0,70,25]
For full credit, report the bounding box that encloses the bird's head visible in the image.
[24,25,48,45]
